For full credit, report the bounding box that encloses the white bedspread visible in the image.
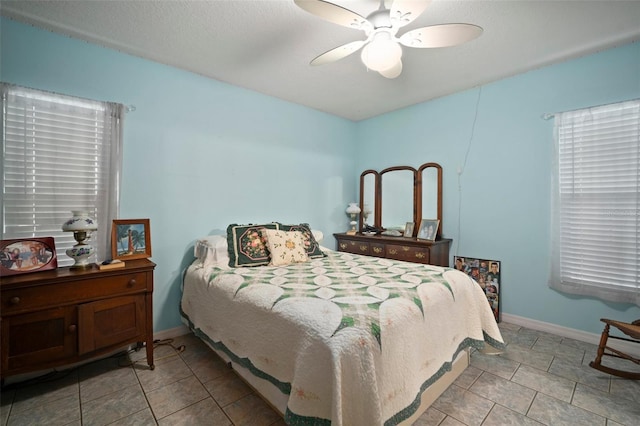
[181,250,504,425]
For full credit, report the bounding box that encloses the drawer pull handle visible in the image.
[359,245,368,251]
[10,296,21,305]
[415,252,426,258]
[373,247,382,253]
[402,246,410,252]
[389,249,398,255]
[127,279,137,287]
[68,325,77,333]
[339,243,347,249]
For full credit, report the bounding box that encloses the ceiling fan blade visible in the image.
[310,40,367,66]
[399,23,483,48]
[390,0,432,28]
[294,0,372,32]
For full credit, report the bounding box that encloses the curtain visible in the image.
[549,99,639,306]
[1,83,124,266]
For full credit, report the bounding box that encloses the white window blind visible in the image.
[549,99,639,306]
[1,84,123,266]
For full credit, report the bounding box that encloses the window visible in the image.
[549,99,639,306]
[1,84,123,266]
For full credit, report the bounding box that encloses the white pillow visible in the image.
[194,235,229,267]
[311,229,323,244]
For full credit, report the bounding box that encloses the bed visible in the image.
[180,225,504,425]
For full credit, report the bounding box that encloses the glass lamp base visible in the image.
[66,243,95,269]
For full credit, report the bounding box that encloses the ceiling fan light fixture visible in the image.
[296,0,482,79]
[379,60,403,79]
[360,31,402,72]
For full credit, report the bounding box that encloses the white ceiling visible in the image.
[2,0,640,121]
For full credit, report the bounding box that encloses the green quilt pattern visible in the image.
[216,251,455,348]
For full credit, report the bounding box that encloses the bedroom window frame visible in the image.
[1,83,124,266]
[549,99,639,306]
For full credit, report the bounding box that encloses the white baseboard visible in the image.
[154,324,190,341]
[502,313,640,357]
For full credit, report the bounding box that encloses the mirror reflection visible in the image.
[422,167,438,220]
[361,172,376,227]
[381,168,415,231]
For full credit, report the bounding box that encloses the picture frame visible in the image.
[416,219,439,241]
[111,219,152,261]
[454,256,501,322]
[404,222,414,237]
[1,237,58,276]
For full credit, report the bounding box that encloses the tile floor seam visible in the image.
[5,391,16,418]
[522,390,538,419]
[135,373,160,425]
[479,400,496,426]
[77,375,85,426]
[153,393,210,423]
[104,407,153,426]
[209,393,238,424]
[184,356,237,425]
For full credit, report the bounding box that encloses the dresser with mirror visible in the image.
[334,162,452,267]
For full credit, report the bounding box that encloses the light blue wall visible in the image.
[356,42,640,334]
[1,18,358,332]
[2,17,638,336]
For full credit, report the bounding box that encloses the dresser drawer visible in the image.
[334,233,450,267]
[385,244,430,264]
[370,243,385,257]
[1,272,148,315]
[338,239,370,255]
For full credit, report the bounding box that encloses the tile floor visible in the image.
[1,322,639,425]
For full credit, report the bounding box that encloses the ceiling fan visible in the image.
[294,0,482,78]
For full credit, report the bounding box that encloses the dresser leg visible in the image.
[146,340,154,370]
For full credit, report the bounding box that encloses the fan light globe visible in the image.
[361,32,402,72]
[379,60,403,79]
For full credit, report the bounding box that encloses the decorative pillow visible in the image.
[262,229,309,266]
[194,235,229,267]
[227,223,279,267]
[277,223,325,258]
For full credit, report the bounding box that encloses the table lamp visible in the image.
[346,203,361,235]
[62,210,98,269]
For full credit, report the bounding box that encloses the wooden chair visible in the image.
[589,318,640,379]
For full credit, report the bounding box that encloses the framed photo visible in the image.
[111,219,152,261]
[1,237,58,276]
[454,256,501,322]
[404,222,414,237]
[416,219,439,241]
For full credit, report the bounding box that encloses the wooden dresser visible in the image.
[334,233,452,267]
[1,258,155,379]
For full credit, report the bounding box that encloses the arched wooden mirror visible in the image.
[379,166,417,232]
[358,162,443,238]
[359,170,378,230]
[417,163,443,238]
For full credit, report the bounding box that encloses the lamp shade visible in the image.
[346,203,361,215]
[62,210,98,232]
